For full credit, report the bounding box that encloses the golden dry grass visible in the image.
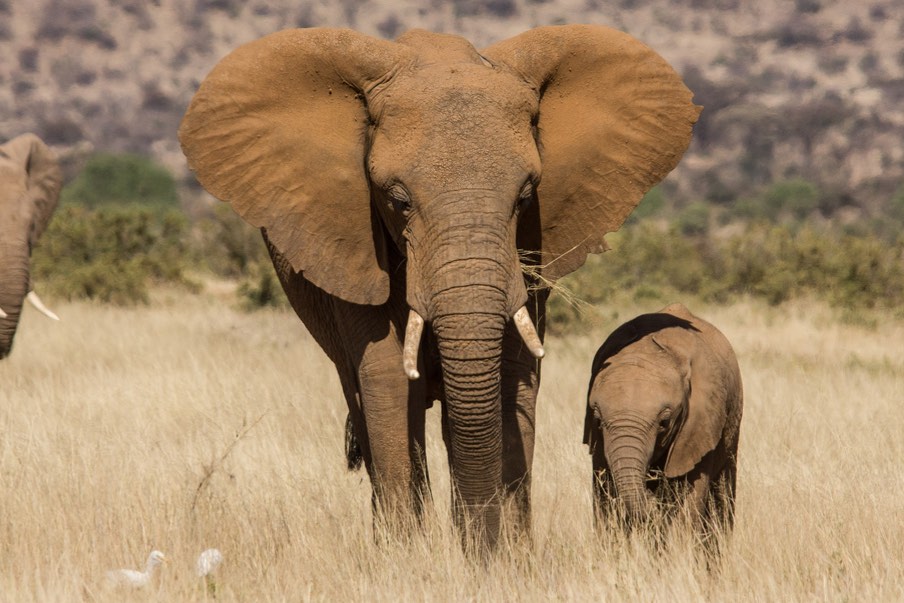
[0,287,902,601]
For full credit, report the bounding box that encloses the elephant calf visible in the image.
[584,303,743,539]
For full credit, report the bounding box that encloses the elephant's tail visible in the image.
[345,413,363,471]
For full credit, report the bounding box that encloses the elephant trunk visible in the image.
[0,248,30,359]
[407,192,533,554]
[433,305,506,553]
[603,421,656,526]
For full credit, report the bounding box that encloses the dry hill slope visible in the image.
[2,0,903,212]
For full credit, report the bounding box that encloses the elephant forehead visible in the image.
[0,163,27,198]
[370,68,539,187]
[396,29,486,65]
[594,357,684,400]
[378,64,536,124]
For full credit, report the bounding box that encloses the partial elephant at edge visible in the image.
[0,133,63,359]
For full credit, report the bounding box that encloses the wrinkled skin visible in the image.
[584,303,743,542]
[0,134,62,358]
[180,25,699,553]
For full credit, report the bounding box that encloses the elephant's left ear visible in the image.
[663,345,728,478]
[484,25,700,281]
[3,133,62,244]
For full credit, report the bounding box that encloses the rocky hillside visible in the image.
[2,0,903,215]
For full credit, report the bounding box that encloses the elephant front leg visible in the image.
[334,303,430,536]
[499,296,545,541]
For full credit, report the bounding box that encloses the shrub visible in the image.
[61,153,179,211]
[627,186,666,223]
[377,14,402,39]
[888,184,904,224]
[842,17,873,44]
[762,179,820,219]
[675,201,710,236]
[194,204,270,278]
[237,262,288,310]
[795,0,821,12]
[453,0,517,18]
[547,219,904,331]
[19,48,39,72]
[32,206,196,304]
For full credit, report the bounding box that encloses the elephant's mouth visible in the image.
[401,306,543,380]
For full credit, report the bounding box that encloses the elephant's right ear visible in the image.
[485,25,700,282]
[3,133,62,244]
[180,29,412,305]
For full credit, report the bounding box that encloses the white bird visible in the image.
[197,548,224,596]
[105,550,166,588]
[196,548,224,577]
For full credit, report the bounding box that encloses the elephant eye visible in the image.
[658,408,672,433]
[387,183,412,214]
[517,180,535,212]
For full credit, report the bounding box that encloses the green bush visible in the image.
[627,186,666,223]
[547,220,904,331]
[32,205,196,304]
[675,201,711,236]
[61,152,179,211]
[194,204,271,278]
[888,183,904,224]
[237,262,288,310]
[762,179,820,219]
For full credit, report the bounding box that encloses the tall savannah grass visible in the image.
[0,288,901,601]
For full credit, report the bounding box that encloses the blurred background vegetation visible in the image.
[28,150,904,328]
[8,0,902,323]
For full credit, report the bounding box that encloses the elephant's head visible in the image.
[180,26,699,548]
[0,133,62,358]
[586,310,727,525]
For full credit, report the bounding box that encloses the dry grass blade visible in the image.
[519,248,595,318]
[191,413,267,512]
[0,294,901,600]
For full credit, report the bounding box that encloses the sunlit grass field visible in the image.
[0,286,901,601]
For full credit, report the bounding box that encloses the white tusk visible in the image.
[26,291,60,321]
[402,310,424,380]
[513,306,545,359]
[0,306,6,318]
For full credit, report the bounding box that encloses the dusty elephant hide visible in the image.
[584,302,743,541]
[180,25,700,553]
[0,133,62,358]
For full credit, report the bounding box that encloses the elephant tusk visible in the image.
[513,306,545,359]
[403,309,424,380]
[0,306,6,318]
[26,291,60,321]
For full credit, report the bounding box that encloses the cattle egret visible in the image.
[105,550,166,588]
[197,547,224,596]
[196,548,224,577]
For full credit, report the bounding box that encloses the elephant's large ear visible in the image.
[3,133,62,244]
[662,336,728,478]
[180,29,411,305]
[484,25,700,281]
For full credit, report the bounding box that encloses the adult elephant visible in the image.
[180,25,699,552]
[0,133,63,359]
